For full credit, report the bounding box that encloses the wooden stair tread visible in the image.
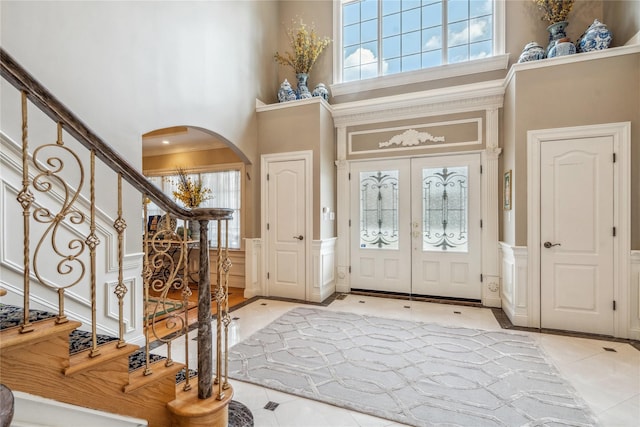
[65,342,140,376]
[0,318,81,351]
[124,359,185,394]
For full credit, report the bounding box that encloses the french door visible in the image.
[350,154,481,300]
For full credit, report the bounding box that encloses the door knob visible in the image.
[543,241,561,248]
[293,235,304,241]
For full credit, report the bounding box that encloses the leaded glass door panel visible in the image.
[350,159,411,293]
[410,154,481,299]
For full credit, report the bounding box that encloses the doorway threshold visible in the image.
[349,288,482,307]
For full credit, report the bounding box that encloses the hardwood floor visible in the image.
[147,287,247,342]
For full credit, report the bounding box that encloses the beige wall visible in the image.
[1,0,281,244]
[288,0,639,104]
[605,0,640,46]
[257,101,335,240]
[503,52,640,248]
[275,0,334,102]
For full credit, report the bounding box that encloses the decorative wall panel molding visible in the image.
[349,118,482,155]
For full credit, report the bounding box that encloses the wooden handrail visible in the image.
[0,47,232,222]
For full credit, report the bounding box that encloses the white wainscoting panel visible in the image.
[499,242,530,327]
[630,250,640,340]
[311,238,336,303]
[243,238,262,298]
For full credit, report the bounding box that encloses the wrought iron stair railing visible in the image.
[0,46,234,423]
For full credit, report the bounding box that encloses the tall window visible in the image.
[341,0,495,82]
[146,169,242,249]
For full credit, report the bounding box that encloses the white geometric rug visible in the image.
[228,307,598,426]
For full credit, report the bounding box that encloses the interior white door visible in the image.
[350,159,411,293]
[540,136,614,335]
[411,155,482,300]
[266,159,306,300]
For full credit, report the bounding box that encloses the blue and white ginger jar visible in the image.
[548,38,576,58]
[577,19,612,53]
[277,79,297,103]
[517,42,546,63]
[312,83,329,101]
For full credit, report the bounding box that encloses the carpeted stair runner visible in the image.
[1,304,253,426]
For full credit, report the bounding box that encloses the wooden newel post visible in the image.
[197,218,212,399]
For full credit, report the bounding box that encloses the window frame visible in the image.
[144,163,245,251]
[332,0,507,96]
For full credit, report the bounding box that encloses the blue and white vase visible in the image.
[296,73,312,99]
[546,21,569,55]
[576,19,612,53]
[517,42,546,63]
[548,37,576,58]
[277,79,296,102]
[312,83,329,101]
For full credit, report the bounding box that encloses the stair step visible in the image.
[65,342,140,376]
[0,317,82,352]
[1,304,199,385]
[0,303,57,330]
[69,329,119,354]
[124,359,185,394]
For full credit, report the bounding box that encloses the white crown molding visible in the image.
[332,79,505,127]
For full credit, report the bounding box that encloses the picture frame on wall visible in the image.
[504,170,512,211]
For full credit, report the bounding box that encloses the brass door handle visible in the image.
[543,241,561,248]
[293,235,304,241]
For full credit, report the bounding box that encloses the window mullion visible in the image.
[378,0,383,77]
[442,0,448,66]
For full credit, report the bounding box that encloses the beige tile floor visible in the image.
[156,295,640,426]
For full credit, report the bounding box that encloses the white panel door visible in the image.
[540,137,614,335]
[411,154,482,300]
[267,159,306,300]
[350,159,411,293]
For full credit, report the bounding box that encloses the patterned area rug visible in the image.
[228,307,598,427]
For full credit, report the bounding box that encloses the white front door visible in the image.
[350,159,412,293]
[266,159,307,300]
[350,154,481,299]
[540,136,615,335]
[411,155,481,300]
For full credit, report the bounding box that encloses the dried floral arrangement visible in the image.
[167,167,212,209]
[533,0,575,24]
[274,18,331,74]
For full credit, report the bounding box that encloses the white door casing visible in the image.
[262,151,312,301]
[540,137,614,335]
[528,122,631,338]
[411,154,482,300]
